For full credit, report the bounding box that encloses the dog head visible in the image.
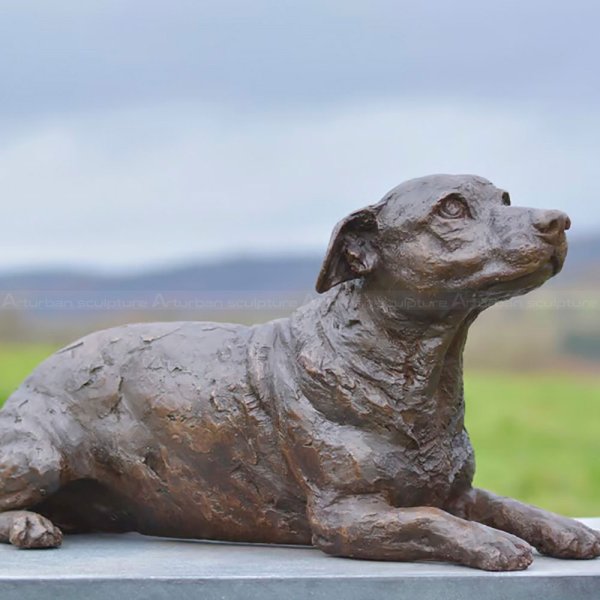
[316,174,570,303]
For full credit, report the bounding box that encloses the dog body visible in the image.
[1,321,309,542]
[0,292,472,542]
[1,174,598,570]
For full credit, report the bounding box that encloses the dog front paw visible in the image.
[461,527,534,571]
[9,512,63,549]
[535,518,600,559]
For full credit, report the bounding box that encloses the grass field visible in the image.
[0,344,598,517]
[466,372,600,517]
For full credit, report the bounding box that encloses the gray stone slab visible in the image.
[0,518,598,600]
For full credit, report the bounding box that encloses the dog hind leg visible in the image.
[0,511,63,548]
[0,428,64,548]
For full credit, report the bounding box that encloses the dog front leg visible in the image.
[307,493,533,570]
[447,487,600,559]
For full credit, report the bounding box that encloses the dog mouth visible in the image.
[549,241,568,276]
[516,237,568,280]
[550,252,562,276]
[481,244,566,295]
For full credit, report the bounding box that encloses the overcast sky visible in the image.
[1,1,599,272]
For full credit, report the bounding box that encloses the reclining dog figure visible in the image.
[1,174,598,570]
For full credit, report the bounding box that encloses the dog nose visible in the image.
[533,210,571,238]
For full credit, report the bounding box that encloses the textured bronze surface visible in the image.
[0,174,598,570]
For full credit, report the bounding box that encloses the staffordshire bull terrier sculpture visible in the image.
[1,174,598,570]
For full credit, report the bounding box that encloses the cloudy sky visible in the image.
[1,1,599,272]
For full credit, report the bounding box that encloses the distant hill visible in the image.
[0,233,597,296]
[559,233,600,283]
[0,256,322,293]
[566,233,600,266]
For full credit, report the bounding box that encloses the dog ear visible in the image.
[316,207,380,293]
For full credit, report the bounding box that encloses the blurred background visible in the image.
[0,1,598,516]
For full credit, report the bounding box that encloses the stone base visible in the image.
[0,518,598,600]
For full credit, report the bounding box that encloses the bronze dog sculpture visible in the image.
[0,174,598,570]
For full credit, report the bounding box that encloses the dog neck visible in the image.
[358,280,475,338]
[293,280,480,441]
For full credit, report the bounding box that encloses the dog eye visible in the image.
[437,194,470,219]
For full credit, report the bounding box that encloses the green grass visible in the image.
[0,343,58,405]
[466,372,600,517]
[0,344,598,516]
